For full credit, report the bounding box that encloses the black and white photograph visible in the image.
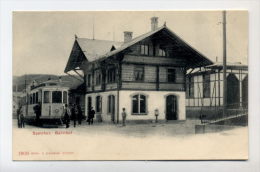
[12,11,249,160]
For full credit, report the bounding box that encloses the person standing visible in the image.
[17,106,22,128]
[63,104,71,128]
[76,104,82,125]
[154,109,159,123]
[20,113,25,128]
[121,108,127,126]
[88,107,95,125]
[71,104,77,128]
[33,102,41,126]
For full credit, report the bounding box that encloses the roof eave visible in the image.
[64,40,87,73]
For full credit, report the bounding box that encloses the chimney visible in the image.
[151,17,158,31]
[124,31,133,42]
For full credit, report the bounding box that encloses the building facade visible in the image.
[186,62,248,119]
[65,17,213,123]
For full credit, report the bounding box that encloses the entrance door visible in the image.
[166,95,178,120]
[42,90,51,117]
[108,95,115,122]
[227,74,240,108]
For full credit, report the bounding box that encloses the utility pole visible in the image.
[25,74,28,116]
[92,16,95,40]
[113,25,115,41]
[222,10,227,118]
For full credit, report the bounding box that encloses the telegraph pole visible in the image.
[25,74,29,116]
[222,10,227,117]
[92,15,95,40]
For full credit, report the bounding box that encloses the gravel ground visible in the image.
[12,119,248,160]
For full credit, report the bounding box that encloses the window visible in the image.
[167,68,176,82]
[107,68,116,83]
[95,70,101,85]
[88,97,92,112]
[186,76,194,98]
[140,44,149,55]
[108,95,115,114]
[63,91,68,104]
[158,48,166,56]
[134,66,144,81]
[96,96,102,113]
[132,94,147,114]
[87,74,91,87]
[52,91,62,103]
[36,92,39,103]
[44,91,50,103]
[38,91,42,103]
[203,74,210,98]
[33,93,36,104]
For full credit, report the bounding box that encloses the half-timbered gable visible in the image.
[186,62,248,119]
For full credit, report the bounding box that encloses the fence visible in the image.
[200,103,248,124]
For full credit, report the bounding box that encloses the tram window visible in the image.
[44,91,50,103]
[39,91,42,103]
[52,91,62,103]
[33,93,36,104]
[63,91,68,104]
[36,92,39,103]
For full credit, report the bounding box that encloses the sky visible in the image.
[13,11,248,76]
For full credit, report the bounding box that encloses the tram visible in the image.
[20,80,69,125]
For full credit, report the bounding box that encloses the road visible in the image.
[12,119,248,160]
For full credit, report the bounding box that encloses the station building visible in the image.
[64,17,213,123]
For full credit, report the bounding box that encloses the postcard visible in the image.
[13,11,248,160]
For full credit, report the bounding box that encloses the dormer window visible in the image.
[158,48,166,57]
[140,44,149,55]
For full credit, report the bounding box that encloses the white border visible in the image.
[0,0,259,171]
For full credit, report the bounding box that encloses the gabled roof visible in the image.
[65,24,214,73]
[97,26,167,61]
[64,38,123,73]
[77,38,123,62]
[93,25,213,68]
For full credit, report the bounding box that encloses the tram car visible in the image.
[20,80,69,125]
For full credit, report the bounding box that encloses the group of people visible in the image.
[63,106,128,128]
[63,104,83,128]
[63,104,95,128]
[17,103,128,128]
[71,104,83,127]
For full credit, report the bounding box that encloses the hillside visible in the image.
[13,74,83,92]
